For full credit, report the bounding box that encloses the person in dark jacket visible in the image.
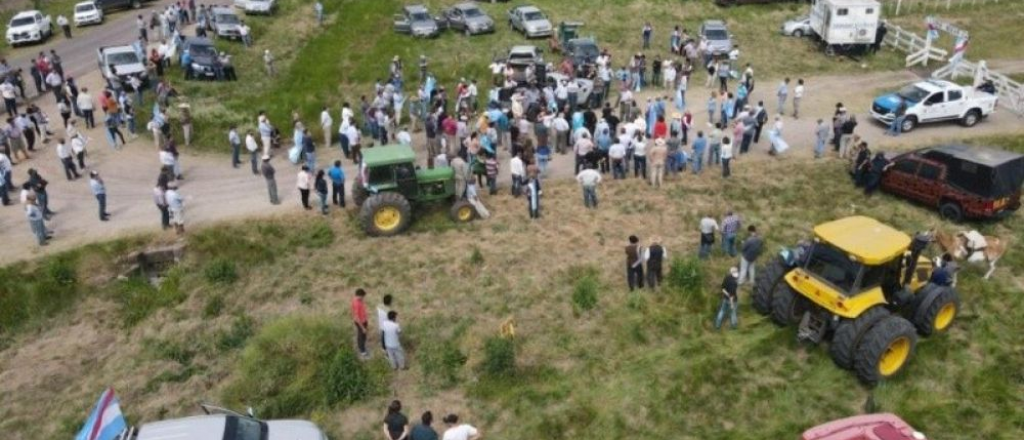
[645,237,666,290]
[738,225,763,285]
[314,168,328,215]
[864,152,892,196]
[853,142,872,187]
[625,235,644,290]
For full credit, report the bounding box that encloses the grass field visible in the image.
[158,0,1024,154]
[1,135,1021,439]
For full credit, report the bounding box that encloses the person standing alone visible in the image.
[351,288,370,358]
[89,170,110,221]
[296,165,311,210]
[261,155,279,205]
[714,267,739,330]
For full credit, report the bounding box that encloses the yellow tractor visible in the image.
[753,216,961,385]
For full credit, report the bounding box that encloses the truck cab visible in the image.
[870,79,998,132]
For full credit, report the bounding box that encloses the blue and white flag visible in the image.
[75,388,127,440]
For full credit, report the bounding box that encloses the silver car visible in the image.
[393,4,441,38]
[699,20,733,56]
[442,2,494,36]
[508,5,552,38]
[781,15,812,37]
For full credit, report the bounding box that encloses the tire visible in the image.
[829,306,891,370]
[825,45,836,57]
[961,109,981,127]
[352,176,369,207]
[359,193,412,237]
[853,316,917,385]
[939,201,963,223]
[450,200,476,223]
[900,117,917,133]
[753,257,786,315]
[793,29,804,38]
[912,284,960,337]
[769,281,806,327]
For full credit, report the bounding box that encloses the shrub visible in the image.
[291,220,335,249]
[0,255,80,338]
[116,272,186,328]
[419,338,469,388]
[203,294,225,318]
[481,336,516,378]
[216,314,255,351]
[571,274,600,313]
[469,247,485,265]
[324,349,375,406]
[665,258,708,312]
[204,259,239,285]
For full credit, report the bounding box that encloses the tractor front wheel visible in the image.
[769,281,806,327]
[853,316,917,385]
[829,306,891,370]
[753,257,787,315]
[450,200,477,223]
[912,284,960,337]
[360,193,412,237]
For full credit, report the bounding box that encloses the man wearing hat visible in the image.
[260,154,279,205]
[714,267,740,330]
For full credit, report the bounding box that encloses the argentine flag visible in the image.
[75,388,128,440]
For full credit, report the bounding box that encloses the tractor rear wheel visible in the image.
[359,193,412,237]
[769,281,807,327]
[829,306,891,370]
[352,175,369,207]
[753,257,786,315]
[853,316,917,385]
[450,200,476,223]
[912,284,960,337]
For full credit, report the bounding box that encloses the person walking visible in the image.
[228,125,241,168]
[814,118,830,159]
[25,194,49,246]
[296,165,311,210]
[314,169,329,215]
[382,310,406,370]
[721,211,741,257]
[441,414,480,440]
[153,184,169,229]
[720,136,733,178]
[641,22,652,49]
[647,137,667,187]
[526,172,541,219]
[575,163,601,209]
[644,237,666,290]
[263,49,275,76]
[411,412,439,440]
[165,184,185,235]
[625,235,644,290]
[776,78,789,116]
[27,169,53,218]
[260,155,280,205]
[58,15,72,39]
[714,267,740,330]
[351,288,370,358]
[792,79,804,119]
[88,170,110,221]
[56,138,80,180]
[329,160,345,207]
[383,401,410,440]
[738,225,763,285]
[699,215,719,259]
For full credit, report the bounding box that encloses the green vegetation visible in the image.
[569,265,600,313]
[481,336,517,379]
[0,254,78,338]
[114,268,185,328]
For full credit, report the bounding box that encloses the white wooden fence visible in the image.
[885,0,1000,15]
[933,60,1024,116]
[882,22,947,67]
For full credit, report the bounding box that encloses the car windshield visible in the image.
[217,14,240,24]
[804,242,862,294]
[524,12,544,21]
[463,8,482,17]
[410,12,430,21]
[107,52,140,65]
[897,85,930,102]
[10,17,35,27]
[704,29,728,40]
[226,416,265,440]
[189,44,217,58]
[76,5,96,12]
[574,44,599,58]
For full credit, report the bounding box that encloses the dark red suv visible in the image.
[881,144,1023,222]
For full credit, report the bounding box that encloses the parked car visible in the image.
[802,413,928,440]
[507,5,553,38]
[211,6,243,40]
[564,37,599,71]
[135,404,327,440]
[180,37,221,79]
[6,11,52,46]
[441,2,494,36]
[505,45,543,83]
[879,144,1023,222]
[97,44,148,90]
[74,1,104,27]
[235,0,276,15]
[699,20,732,56]
[870,79,999,133]
[716,0,800,5]
[781,15,812,37]
[94,0,155,12]
[393,4,442,38]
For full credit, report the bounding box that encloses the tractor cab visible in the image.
[558,21,584,45]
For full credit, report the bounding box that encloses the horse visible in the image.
[935,230,1007,280]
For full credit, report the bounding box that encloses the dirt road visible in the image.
[1,65,1021,266]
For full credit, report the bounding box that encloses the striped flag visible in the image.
[75,388,128,440]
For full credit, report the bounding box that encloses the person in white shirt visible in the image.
[509,152,525,197]
[159,146,180,180]
[77,88,96,128]
[576,164,602,209]
[319,106,332,149]
[229,126,242,168]
[792,78,805,119]
[165,185,185,235]
[376,294,393,352]
[608,140,626,179]
[1,81,17,117]
[552,113,569,154]
[70,134,87,169]
[296,165,312,210]
[57,15,71,39]
[395,128,411,146]
[441,415,480,440]
[380,310,405,370]
[720,136,734,178]
[56,139,79,180]
[632,133,648,179]
[699,215,720,259]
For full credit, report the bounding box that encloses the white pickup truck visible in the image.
[5,10,53,46]
[97,44,149,90]
[870,79,998,133]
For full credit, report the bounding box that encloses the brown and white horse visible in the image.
[935,230,1008,280]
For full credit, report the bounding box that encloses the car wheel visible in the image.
[961,109,981,127]
[901,117,917,133]
[793,29,804,38]
[939,201,963,223]
[825,45,837,57]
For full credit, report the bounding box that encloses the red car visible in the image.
[802,413,926,440]
[881,144,1024,222]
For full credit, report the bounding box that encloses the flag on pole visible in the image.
[75,388,128,440]
[950,36,969,65]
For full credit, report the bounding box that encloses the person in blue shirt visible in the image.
[691,131,706,174]
[328,160,345,207]
[930,254,957,286]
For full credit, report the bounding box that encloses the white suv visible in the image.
[6,10,52,46]
[74,1,104,27]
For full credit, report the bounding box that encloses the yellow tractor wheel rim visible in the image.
[457,206,473,221]
[935,303,956,331]
[374,206,402,231]
[879,336,911,376]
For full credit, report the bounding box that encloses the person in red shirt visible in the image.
[653,115,668,139]
[351,288,370,358]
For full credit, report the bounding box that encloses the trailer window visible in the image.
[837,8,849,16]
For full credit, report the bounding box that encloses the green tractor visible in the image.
[352,145,477,236]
